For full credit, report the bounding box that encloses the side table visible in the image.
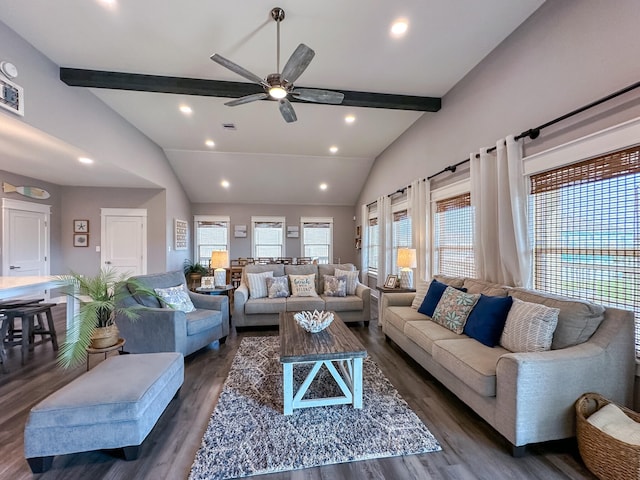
[375,286,416,328]
[86,338,126,371]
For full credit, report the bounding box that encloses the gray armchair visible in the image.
[114,271,229,356]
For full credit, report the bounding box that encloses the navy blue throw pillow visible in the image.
[463,294,513,347]
[418,279,467,317]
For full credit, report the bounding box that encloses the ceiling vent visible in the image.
[222,123,237,131]
[0,76,24,116]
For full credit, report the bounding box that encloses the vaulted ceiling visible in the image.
[0,0,545,205]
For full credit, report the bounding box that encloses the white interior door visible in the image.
[2,198,50,277]
[101,208,147,277]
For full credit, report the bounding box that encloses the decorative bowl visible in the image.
[293,310,334,333]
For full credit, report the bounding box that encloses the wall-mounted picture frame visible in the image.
[73,219,89,233]
[384,274,398,289]
[287,226,299,238]
[174,218,188,250]
[73,233,89,247]
[234,224,247,238]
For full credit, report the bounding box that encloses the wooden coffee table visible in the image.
[279,311,367,415]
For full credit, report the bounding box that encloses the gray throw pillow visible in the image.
[266,276,290,298]
[323,275,347,297]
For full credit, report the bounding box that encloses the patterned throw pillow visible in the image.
[431,286,480,334]
[246,271,274,299]
[266,276,290,298]
[289,273,318,297]
[334,268,359,295]
[154,284,195,313]
[500,298,559,352]
[323,275,347,297]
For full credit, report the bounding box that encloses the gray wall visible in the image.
[356,0,640,211]
[0,19,192,272]
[191,203,357,265]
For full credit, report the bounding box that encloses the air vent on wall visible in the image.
[222,123,236,131]
[0,76,24,116]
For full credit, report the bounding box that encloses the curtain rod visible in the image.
[426,79,640,181]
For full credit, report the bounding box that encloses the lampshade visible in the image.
[397,248,417,269]
[210,250,229,269]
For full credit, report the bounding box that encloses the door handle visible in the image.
[105,261,112,265]
[9,265,20,269]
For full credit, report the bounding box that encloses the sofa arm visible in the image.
[355,282,371,322]
[116,307,187,354]
[233,284,249,325]
[381,292,415,308]
[189,291,229,320]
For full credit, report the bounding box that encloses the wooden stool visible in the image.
[1,303,58,366]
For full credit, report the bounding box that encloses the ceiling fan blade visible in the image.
[211,53,268,88]
[281,44,315,83]
[279,98,297,123]
[292,88,345,105]
[224,93,269,106]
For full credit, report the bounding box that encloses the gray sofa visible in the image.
[114,271,229,356]
[381,276,635,455]
[233,263,371,327]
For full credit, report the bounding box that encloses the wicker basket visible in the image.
[575,392,640,480]
[90,324,120,349]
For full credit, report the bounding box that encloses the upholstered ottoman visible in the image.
[24,352,184,473]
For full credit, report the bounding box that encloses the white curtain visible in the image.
[407,178,430,281]
[470,136,531,286]
[376,194,392,288]
[360,203,369,283]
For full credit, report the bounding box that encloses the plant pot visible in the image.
[187,273,203,289]
[91,324,119,349]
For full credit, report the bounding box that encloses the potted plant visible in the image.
[56,268,159,369]
[183,258,208,289]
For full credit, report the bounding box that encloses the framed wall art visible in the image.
[174,218,188,250]
[73,219,89,233]
[74,233,89,247]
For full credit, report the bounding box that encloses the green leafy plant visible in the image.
[55,268,159,369]
[183,258,208,276]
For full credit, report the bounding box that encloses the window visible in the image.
[252,216,285,258]
[433,192,476,277]
[529,145,640,354]
[301,217,333,264]
[194,216,229,267]
[392,208,412,274]
[367,212,379,273]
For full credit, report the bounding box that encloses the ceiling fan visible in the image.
[210,7,345,123]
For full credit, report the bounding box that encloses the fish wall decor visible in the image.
[3,182,51,200]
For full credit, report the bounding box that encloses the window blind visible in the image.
[368,217,379,272]
[433,192,476,277]
[302,220,332,264]
[195,220,228,266]
[392,209,412,273]
[529,145,640,355]
[253,220,284,258]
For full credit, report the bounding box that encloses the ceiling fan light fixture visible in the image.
[269,86,287,99]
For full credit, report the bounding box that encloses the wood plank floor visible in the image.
[0,305,596,479]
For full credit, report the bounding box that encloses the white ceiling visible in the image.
[0,0,545,205]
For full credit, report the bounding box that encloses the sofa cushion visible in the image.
[385,306,428,333]
[434,275,466,288]
[318,264,355,293]
[500,298,559,352]
[266,276,290,298]
[285,296,325,312]
[284,264,318,290]
[186,308,221,336]
[129,271,186,308]
[247,271,274,299]
[432,338,509,397]
[404,320,463,356]
[323,294,363,312]
[411,279,431,310]
[242,264,285,285]
[417,279,467,318]
[289,273,318,297]
[335,269,359,295]
[432,287,480,334]
[323,275,346,297]
[463,278,509,297]
[245,297,286,315]
[508,288,605,349]
[154,284,195,313]
[463,294,513,347]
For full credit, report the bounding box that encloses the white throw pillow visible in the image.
[411,280,431,309]
[154,284,195,313]
[289,273,318,297]
[500,298,559,352]
[246,271,274,299]
[588,403,640,445]
[335,268,359,295]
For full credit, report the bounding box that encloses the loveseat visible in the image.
[381,275,635,455]
[114,271,229,356]
[233,263,371,327]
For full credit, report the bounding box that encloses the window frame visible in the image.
[193,215,230,268]
[300,216,333,264]
[251,216,285,259]
[366,206,379,275]
[390,199,411,275]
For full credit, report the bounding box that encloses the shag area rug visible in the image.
[189,336,441,480]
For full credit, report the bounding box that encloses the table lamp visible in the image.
[210,250,229,288]
[397,248,417,289]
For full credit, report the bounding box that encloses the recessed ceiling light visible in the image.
[97,0,117,9]
[319,183,328,190]
[329,146,338,154]
[205,139,215,148]
[391,20,409,37]
[78,157,94,164]
[221,180,230,188]
[179,105,192,115]
[345,115,356,124]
